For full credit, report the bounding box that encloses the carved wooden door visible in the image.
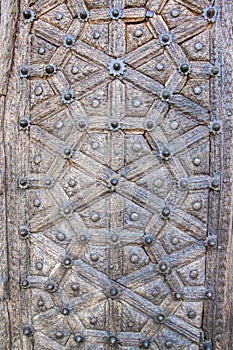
[1,0,233,349]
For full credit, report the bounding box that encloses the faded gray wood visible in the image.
[0,0,233,349]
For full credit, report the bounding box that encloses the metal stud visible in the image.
[68,179,76,188]
[23,325,33,336]
[144,236,153,245]
[208,239,217,248]
[63,205,72,215]
[165,341,173,348]
[162,207,170,217]
[211,178,220,189]
[111,121,119,129]
[188,310,197,319]
[146,10,154,18]
[36,262,43,270]
[34,154,42,164]
[171,237,179,245]
[170,121,179,130]
[46,282,55,292]
[55,12,63,20]
[158,261,170,274]
[134,29,143,38]
[45,64,57,75]
[156,63,164,71]
[180,179,189,189]
[91,213,100,222]
[90,253,99,262]
[108,58,126,76]
[71,283,79,291]
[20,66,30,78]
[174,292,183,300]
[110,287,118,297]
[155,312,166,323]
[63,257,72,267]
[19,178,28,189]
[141,339,151,348]
[78,120,87,129]
[63,34,75,48]
[110,8,122,20]
[206,8,215,19]
[93,31,101,39]
[23,9,35,22]
[71,66,79,75]
[132,143,141,152]
[111,178,119,186]
[91,141,100,149]
[75,335,84,343]
[56,232,66,242]
[146,120,155,130]
[34,86,43,96]
[60,89,75,104]
[162,148,171,158]
[21,279,29,288]
[108,336,118,345]
[179,63,190,74]
[160,33,172,46]
[132,99,141,107]
[194,42,203,51]
[90,316,98,325]
[190,270,199,279]
[92,99,100,108]
[212,122,221,132]
[37,299,44,307]
[193,86,202,95]
[78,10,89,21]
[162,90,172,101]
[206,291,213,299]
[171,9,180,17]
[193,158,201,166]
[55,331,64,339]
[212,67,219,75]
[130,254,139,264]
[80,234,88,242]
[19,117,29,128]
[130,212,139,221]
[193,201,202,211]
[110,234,119,242]
[19,226,29,238]
[38,47,46,55]
[62,307,70,316]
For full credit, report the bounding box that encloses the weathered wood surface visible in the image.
[0,0,232,349]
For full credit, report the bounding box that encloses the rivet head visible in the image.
[165,341,173,348]
[19,118,29,128]
[108,336,117,345]
[162,207,170,217]
[211,178,220,189]
[46,283,55,292]
[19,227,29,238]
[68,179,76,188]
[19,178,28,188]
[111,121,119,129]
[193,201,202,211]
[36,262,43,270]
[90,316,98,325]
[63,148,73,159]
[180,179,188,189]
[37,299,44,307]
[21,279,29,288]
[180,63,190,74]
[38,47,46,55]
[130,254,139,264]
[78,119,87,129]
[79,10,89,20]
[111,178,119,186]
[174,292,183,300]
[212,67,219,75]
[134,29,143,38]
[206,291,213,299]
[93,31,101,39]
[155,313,166,323]
[193,158,201,166]
[20,67,29,76]
[62,307,70,316]
[23,325,33,336]
[146,120,155,130]
[55,331,64,339]
[110,8,121,19]
[113,62,121,71]
[110,234,119,242]
[56,232,66,241]
[162,90,171,100]
[144,236,153,245]
[92,99,100,108]
[71,66,79,75]
[110,287,118,297]
[188,310,197,319]
[156,63,164,71]
[170,121,179,130]
[91,141,99,149]
[90,253,99,262]
[132,143,141,152]
[171,237,179,245]
[23,10,32,19]
[75,335,83,343]
[207,7,215,18]
[63,35,75,48]
[161,34,171,44]
[158,261,170,274]
[63,257,72,267]
[91,213,100,222]
[132,99,141,107]
[80,234,88,242]
[171,9,180,17]
[130,212,139,221]
[55,12,63,20]
[212,122,221,132]
[141,339,151,348]
[34,154,42,164]
[190,270,199,279]
[34,86,43,96]
[45,64,56,75]
[71,283,79,291]
[162,148,171,158]
[194,42,203,51]
[64,93,72,101]
[193,86,202,95]
[208,239,217,248]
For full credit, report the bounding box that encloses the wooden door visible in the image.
[0,0,232,349]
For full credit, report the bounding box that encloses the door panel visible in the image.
[1,0,233,349]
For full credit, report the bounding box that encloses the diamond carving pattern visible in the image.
[19,0,219,348]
